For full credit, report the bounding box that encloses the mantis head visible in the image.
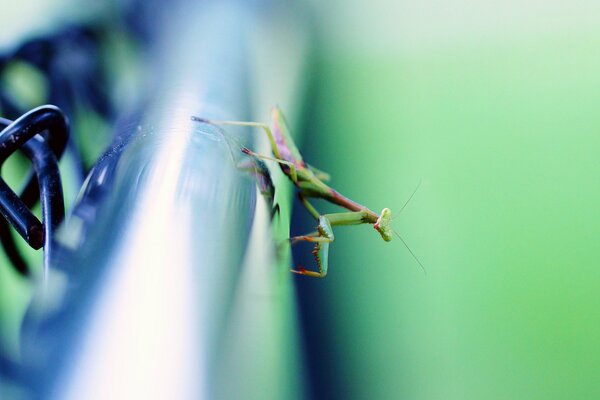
[374,208,393,242]
[374,206,426,273]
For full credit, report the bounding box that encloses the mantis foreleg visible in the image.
[290,210,372,278]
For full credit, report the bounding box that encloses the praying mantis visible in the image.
[193,107,423,278]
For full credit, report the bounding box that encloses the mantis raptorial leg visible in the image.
[290,210,372,278]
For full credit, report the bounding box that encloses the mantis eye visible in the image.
[374,208,393,242]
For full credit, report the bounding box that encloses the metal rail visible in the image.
[15,1,310,398]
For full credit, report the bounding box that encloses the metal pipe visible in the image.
[20,1,310,398]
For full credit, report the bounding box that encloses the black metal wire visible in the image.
[0,21,119,277]
[0,206,30,274]
[0,7,141,387]
[0,106,67,275]
[0,23,116,191]
[0,178,43,248]
[0,106,68,201]
[0,25,113,121]
[21,136,65,273]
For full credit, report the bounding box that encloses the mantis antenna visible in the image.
[397,179,422,216]
[393,179,426,274]
[394,230,426,274]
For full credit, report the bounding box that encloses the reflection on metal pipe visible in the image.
[19,1,310,399]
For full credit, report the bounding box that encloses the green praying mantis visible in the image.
[193,107,423,278]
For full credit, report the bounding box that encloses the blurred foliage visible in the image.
[298,1,600,399]
[1,61,48,110]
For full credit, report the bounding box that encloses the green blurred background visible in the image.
[300,1,600,398]
[1,0,600,398]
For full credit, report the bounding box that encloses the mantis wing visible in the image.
[270,106,305,165]
[306,163,331,182]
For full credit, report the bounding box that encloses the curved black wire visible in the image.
[0,106,67,275]
[0,106,68,203]
[0,23,115,190]
[0,209,29,274]
[21,137,64,272]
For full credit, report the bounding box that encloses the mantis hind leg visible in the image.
[191,116,284,162]
[241,147,298,183]
[298,193,320,220]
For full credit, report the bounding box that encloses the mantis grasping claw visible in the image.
[193,107,423,278]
